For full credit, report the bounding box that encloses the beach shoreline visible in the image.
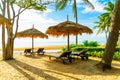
[0,45,66,54]
[13,45,66,51]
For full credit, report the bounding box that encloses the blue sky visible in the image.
[0,0,115,48]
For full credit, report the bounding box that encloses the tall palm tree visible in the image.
[55,0,94,45]
[102,0,120,71]
[94,2,114,40]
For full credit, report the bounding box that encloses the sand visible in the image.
[0,45,120,80]
[0,53,120,80]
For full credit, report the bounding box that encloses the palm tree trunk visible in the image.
[105,29,108,42]
[102,0,120,71]
[74,0,78,45]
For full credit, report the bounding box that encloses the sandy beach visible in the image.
[13,45,66,51]
[0,45,120,80]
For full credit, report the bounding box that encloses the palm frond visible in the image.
[96,27,102,35]
[104,1,114,13]
[82,0,94,9]
[56,0,68,10]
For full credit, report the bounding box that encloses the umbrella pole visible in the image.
[67,32,70,51]
[32,36,34,52]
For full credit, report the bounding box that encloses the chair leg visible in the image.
[62,59,66,64]
[68,59,72,63]
[81,57,84,60]
[86,56,88,59]
[49,56,51,60]
[68,57,73,63]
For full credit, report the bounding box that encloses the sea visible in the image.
[13,35,106,48]
[0,35,106,54]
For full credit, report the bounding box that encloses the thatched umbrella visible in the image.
[0,14,11,27]
[46,20,93,51]
[16,25,48,52]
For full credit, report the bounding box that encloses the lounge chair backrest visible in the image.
[60,51,72,58]
[24,49,32,53]
[79,50,88,56]
[37,48,44,53]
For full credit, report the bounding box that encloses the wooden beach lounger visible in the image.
[48,51,74,64]
[36,48,45,55]
[24,49,32,54]
[71,50,89,60]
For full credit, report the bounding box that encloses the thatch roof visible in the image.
[16,28,48,38]
[46,20,93,36]
[0,14,11,27]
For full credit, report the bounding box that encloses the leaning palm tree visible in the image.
[55,0,94,45]
[101,0,120,71]
[94,1,114,40]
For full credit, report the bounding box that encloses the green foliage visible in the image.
[62,47,66,52]
[61,44,83,51]
[113,52,120,60]
[94,1,114,37]
[69,44,76,48]
[56,0,69,10]
[55,0,94,18]
[71,47,82,52]
[82,40,89,47]
[62,43,120,60]
[82,40,99,47]
[89,41,98,47]
[33,4,46,11]
[15,0,48,11]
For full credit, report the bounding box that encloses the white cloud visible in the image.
[79,0,105,13]
[0,5,58,48]
[43,8,53,13]
[15,7,56,33]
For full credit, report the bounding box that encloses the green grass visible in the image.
[62,44,120,60]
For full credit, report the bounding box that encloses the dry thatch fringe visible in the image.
[46,20,93,37]
[16,28,48,38]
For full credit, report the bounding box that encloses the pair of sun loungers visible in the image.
[24,48,45,55]
[48,50,89,64]
[24,48,89,64]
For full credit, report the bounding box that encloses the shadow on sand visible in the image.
[44,57,120,75]
[4,54,120,80]
[5,59,60,80]
[5,57,81,80]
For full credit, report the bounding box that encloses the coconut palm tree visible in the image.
[94,2,114,40]
[55,0,94,45]
[102,0,120,71]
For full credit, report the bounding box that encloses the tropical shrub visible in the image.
[82,40,99,47]
[82,40,89,47]
[61,43,120,60]
[113,52,120,60]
